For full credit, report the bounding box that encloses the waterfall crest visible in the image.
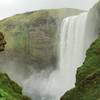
[59,12,87,72]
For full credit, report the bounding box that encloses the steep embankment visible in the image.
[0,73,30,100]
[61,35,100,100]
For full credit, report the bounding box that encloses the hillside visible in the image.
[0,8,83,80]
[0,73,30,100]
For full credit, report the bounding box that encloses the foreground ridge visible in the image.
[0,73,31,100]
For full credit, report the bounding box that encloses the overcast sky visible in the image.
[0,0,99,20]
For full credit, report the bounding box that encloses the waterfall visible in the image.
[58,10,98,99]
[22,11,98,100]
[59,13,88,89]
[59,11,98,92]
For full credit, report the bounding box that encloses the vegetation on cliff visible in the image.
[61,36,100,100]
[0,73,31,100]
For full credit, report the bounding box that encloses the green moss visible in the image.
[0,73,31,100]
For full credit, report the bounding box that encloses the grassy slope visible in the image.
[61,36,100,100]
[0,73,30,100]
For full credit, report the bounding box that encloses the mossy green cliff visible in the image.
[61,35,100,100]
[0,73,31,100]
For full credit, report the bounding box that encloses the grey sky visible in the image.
[0,0,99,20]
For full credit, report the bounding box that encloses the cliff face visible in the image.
[0,73,30,100]
[0,8,83,71]
[60,35,100,100]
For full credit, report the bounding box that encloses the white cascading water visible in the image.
[58,10,98,94]
[58,9,98,99]
[59,13,88,90]
[22,11,98,100]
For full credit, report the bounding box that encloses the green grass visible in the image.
[0,73,31,100]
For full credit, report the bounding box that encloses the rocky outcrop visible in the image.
[0,73,31,100]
